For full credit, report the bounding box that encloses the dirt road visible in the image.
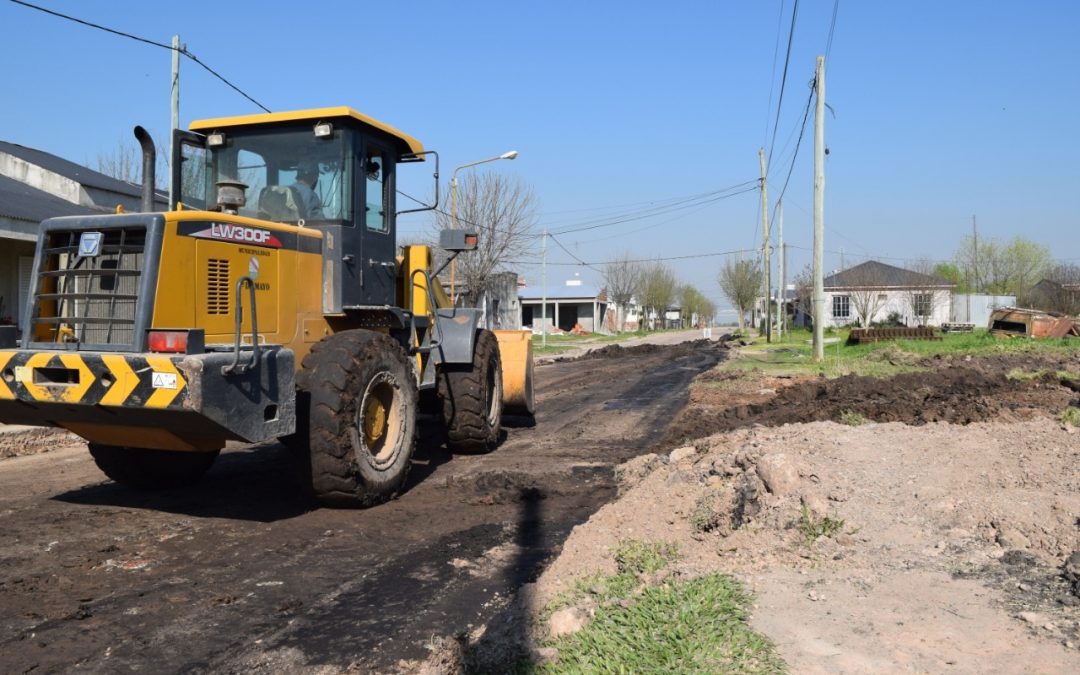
[0,336,727,673]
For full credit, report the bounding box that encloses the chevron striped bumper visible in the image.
[0,348,295,451]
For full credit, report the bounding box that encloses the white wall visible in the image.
[824,289,951,327]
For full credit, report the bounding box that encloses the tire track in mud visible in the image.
[0,339,729,673]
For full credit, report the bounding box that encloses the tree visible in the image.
[718,257,760,331]
[678,284,713,328]
[954,235,1051,302]
[604,252,642,332]
[843,262,889,326]
[792,264,814,330]
[933,262,969,294]
[95,136,170,190]
[639,261,677,330]
[433,171,538,306]
[902,259,947,326]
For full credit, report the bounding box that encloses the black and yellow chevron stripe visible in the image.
[0,351,187,409]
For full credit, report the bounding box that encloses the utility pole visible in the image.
[776,200,784,340]
[759,148,771,342]
[169,34,182,209]
[812,55,826,362]
[541,229,548,349]
[972,214,979,294]
[782,241,788,336]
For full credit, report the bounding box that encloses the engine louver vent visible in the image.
[207,259,230,315]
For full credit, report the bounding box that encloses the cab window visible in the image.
[364,149,388,232]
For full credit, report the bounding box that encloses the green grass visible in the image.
[530,329,653,355]
[839,410,868,426]
[1062,406,1080,427]
[727,328,1079,379]
[796,503,846,545]
[535,540,783,674]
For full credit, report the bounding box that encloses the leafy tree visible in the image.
[718,257,760,331]
[954,235,1051,302]
[678,284,714,327]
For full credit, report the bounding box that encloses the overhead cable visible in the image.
[9,0,271,112]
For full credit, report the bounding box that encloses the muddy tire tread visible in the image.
[300,330,417,507]
[438,329,502,454]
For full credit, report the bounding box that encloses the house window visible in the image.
[913,293,932,317]
[832,295,850,319]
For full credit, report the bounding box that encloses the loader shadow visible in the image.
[50,418,461,523]
[51,443,313,522]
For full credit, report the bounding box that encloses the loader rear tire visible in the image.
[438,329,503,454]
[87,444,219,490]
[302,330,417,508]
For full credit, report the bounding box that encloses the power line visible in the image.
[550,183,759,236]
[10,0,270,112]
[763,0,788,146]
[507,247,758,268]
[825,0,841,60]
[770,82,815,223]
[547,233,603,273]
[766,0,800,172]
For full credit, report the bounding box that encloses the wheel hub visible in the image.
[357,372,402,467]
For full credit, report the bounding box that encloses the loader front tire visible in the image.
[438,329,503,454]
[303,330,417,507]
[87,444,219,489]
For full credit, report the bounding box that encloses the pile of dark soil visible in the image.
[567,338,730,362]
[659,359,1079,448]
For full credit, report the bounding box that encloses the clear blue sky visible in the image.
[2,1,1078,313]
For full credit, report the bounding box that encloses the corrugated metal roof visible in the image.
[519,282,604,300]
[0,174,100,223]
[0,140,143,197]
[824,260,953,290]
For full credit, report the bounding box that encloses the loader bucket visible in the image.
[493,329,535,416]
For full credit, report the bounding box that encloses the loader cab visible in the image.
[175,107,426,309]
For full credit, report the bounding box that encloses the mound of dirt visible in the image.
[525,418,1080,672]
[658,358,1079,449]
[558,338,730,363]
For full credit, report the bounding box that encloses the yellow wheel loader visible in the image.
[0,107,534,507]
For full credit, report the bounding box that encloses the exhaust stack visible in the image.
[134,126,155,212]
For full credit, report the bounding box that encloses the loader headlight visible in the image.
[314,122,334,138]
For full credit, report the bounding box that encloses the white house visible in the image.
[823,260,954,328]
[519,277,608,333]
[0,140,163,328]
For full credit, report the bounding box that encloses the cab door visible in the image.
[356,141,396,306]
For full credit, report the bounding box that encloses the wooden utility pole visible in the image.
[812,55,826,362]
[972,214,979,293]
[169,35,182,208]
[541,229,548,348]
[776,200,784,339]
[759,148,771,342]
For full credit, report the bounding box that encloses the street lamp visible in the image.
[449,150,518,303]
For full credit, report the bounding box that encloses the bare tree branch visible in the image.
[433,171,538,305]
[604,252,642,331]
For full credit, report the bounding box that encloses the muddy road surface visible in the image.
[0,338,726,673]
